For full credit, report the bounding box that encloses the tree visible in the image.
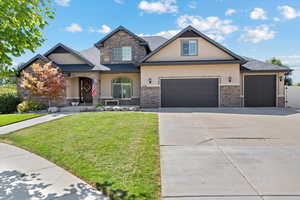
[21,62,65,107]
[0,0,55,66]
[267,57,293,85]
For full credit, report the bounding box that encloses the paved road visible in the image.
[159,108,300,200]
[0,113,70,135]
[0,143,105,200]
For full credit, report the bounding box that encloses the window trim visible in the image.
[111,77,133,99]
[112,46,132,61]
[181,39,198,56]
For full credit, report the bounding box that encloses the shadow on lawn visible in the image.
[0,170,105,200]
[95,182,150,200]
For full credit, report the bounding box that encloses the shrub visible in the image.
[17,101,45,113]
[0,93,20,114]
[96,103,103,107]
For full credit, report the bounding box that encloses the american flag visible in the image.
[91,80,97,97]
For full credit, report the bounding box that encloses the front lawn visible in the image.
[0,112,160,199]
[0,113,44,126]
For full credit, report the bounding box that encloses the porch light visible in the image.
[228,76,232,83]
[148,78,152,84]
[279,76,283,82]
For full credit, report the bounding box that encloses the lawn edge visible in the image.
[0,114,46,127]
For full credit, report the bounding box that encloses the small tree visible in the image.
[267,57,293,85]
[21,62,65,107]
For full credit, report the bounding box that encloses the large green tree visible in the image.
[267,57,293,85]
[0,0,54,66]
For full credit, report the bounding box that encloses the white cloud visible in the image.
[278,5,300,19]
[89,24,112,34]
[250,8,268,20]
[273,17,280,22]
[277,55,300,65]
[225,9,236,16]
[138,0,178,14]
[65,23,83,33]
[177,15,238,41]
[139,29,180,39]
[188,1,197,9]
[55,0,71,7]
[239,25,275,43]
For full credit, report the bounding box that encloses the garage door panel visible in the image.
[161,79,219,107]
[244,75,276,107]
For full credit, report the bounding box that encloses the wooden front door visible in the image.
[79,77,93,103]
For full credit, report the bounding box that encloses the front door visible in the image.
[79,77,93,103]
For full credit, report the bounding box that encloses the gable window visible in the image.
[181,40,198,56]
[112,46,132,61]
[112,77,132,99]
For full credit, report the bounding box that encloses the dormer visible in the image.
[95,26,150,65]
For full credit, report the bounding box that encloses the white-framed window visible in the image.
[181,40,198,56]
[112,46,132,61]
[112,77,132,99]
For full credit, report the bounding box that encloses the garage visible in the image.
[244,75,276,107]
[161,78,219,107]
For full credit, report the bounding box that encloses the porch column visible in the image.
[92,78,100,106]
[65,78,72,104]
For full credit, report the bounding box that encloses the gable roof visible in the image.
[18,54,51,73]
[241,57,292,72]
[94,26,149,48]
[44,43,94,66]
[140,26,246,64]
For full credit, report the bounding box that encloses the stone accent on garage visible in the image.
[141,86,161,108]
[220,85,242,107]
[17,59,67,107]
[99,30,147,65]
[277,96,285,107]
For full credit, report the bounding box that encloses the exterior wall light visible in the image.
[148,78,152,84]
[228,76,232,83]
[279,76,283,82]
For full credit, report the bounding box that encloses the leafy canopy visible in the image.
[0,0,54,66]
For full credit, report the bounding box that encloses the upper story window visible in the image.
[112,46,132,61]
[181,40,198,56]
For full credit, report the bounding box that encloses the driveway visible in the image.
[159,108,300,200]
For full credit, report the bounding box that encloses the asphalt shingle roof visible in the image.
[141,36,168,51]
[242,57,291,72]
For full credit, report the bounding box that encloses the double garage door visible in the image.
[161,75,277,107]
[161,78,219,107]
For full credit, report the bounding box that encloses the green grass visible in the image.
[0,113,44,126]
[0,112,160,199]
[0,84,17,94]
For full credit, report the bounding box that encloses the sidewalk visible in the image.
[0,113,70,135]
[0,143,105,200]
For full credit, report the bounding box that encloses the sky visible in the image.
[14,0,300,83]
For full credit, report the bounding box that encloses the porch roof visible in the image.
[58,64,139,73]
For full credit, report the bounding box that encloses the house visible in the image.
[17,26,291,108]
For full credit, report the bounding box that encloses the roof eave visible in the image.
[140,60,243,66]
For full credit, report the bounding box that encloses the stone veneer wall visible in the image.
[277,97,285,107]
[17,59,67,107]
[140,87,161,108]
[220,85,242,107]
[99,30,147,64]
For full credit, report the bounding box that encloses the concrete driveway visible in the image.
[159,108,300,200]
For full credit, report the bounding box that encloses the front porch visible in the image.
[64,72,141,106]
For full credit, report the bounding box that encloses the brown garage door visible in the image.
[244,75,276,107]
[161,79,219,107]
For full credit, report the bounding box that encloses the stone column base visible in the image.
[220,85,242,107]
[141,86,161,108]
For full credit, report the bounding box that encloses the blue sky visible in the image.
[15,0,300,83]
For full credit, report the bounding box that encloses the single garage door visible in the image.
[244,75,276,107]
[161,78,219,107]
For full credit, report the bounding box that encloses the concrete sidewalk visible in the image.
[0,143,106,200]
[0,113,70,135]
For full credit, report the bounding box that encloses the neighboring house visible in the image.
[17,26,291,108]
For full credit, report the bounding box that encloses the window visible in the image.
[112,46,132,61]
[112,77,132,99]
[181,40,198,56]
